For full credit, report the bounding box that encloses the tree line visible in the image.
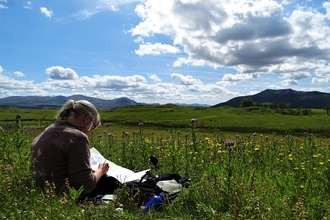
[240,97,330,116]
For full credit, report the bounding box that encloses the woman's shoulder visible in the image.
[55,120,88,139]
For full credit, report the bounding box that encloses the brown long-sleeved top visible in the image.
[31,120,97,193]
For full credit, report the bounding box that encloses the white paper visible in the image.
[90,147,150,184]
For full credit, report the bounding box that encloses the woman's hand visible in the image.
[94,162,110,183]
[98,162,109,175]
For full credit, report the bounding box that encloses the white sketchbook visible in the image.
[90,147,149,184]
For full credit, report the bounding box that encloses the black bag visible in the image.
[125,179,164,205]
[125,171,190,205]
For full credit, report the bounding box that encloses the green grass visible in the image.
[1,105,330,219]
[3,105,329,136]
[96,105,330,137]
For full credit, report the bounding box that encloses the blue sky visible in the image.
[0,0,330,105]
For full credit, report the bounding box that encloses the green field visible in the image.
[1,105,330,219]
[1,105,330,136]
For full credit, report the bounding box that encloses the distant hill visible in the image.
[0,95,138,109]
[1,89,329,109]
[172,103,210,107]
[211,89,330,108]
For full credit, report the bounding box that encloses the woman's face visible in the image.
[79,114,97,134]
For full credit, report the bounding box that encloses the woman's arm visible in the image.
[93,162,109,182]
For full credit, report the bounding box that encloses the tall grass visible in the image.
[1,115,330,219]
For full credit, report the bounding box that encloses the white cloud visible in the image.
[0,1,7,9]
[73,0,143,19]
[3,0,330,105]
[148,73,161,82]
[0,74,37,91]
[247,91,260,96]
[24,1,32,9]
[13,71,25,77]
[311,77,329,84]
[173,57,212,68]
[93,74,147,89]
[215,80,231,87]
[310,65,330,84]
[134,37,144,44]
[130,0,330,82]
[280,72,310,80]
[41,74,148,91]
[171,73,202,85]
[267,84,283,90]
[23,71,237,104]
[314,65,330,77]
[281,79,298,86]
[222,73,258,81]
[0,66,261,104]
[0,89,15,97]
[281,0,292,6]
[45,66,78,80]
[135,42,181,56]
[40,7,53,18]
[132,1,180,38]
[324,2,330,19]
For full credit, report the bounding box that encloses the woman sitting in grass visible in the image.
[31,100,117,198]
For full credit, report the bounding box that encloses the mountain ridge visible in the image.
[0,95,138,110]
[0,95,209,109]
[211,88,330,108]
[0,89,329,109]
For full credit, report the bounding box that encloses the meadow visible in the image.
[1,105,330,219]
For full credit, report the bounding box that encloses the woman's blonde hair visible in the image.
[57,100,101,129]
